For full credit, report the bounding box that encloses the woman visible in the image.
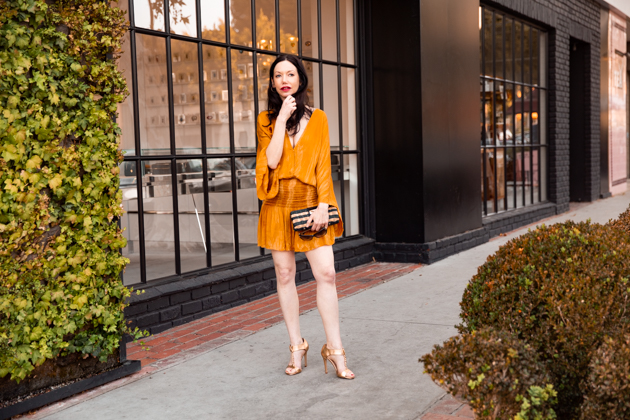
[256,54,354,380]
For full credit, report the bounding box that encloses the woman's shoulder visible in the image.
[257,110,272,123]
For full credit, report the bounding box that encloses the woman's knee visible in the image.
[316,266,336,286]
[275,266,296,286]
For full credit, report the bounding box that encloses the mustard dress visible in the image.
[256,109,344,252]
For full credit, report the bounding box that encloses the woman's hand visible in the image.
[278,95,297,122]
[307,203,329,231]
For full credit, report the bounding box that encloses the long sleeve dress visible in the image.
[256,109,344,252]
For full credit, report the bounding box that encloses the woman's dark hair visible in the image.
[266,54,312,135]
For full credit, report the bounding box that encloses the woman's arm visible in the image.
[266,95,296,169]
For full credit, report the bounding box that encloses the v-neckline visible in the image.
[286,109,317,150]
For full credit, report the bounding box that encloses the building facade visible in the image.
[117,0,630,334]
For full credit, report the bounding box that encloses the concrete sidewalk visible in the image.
[32,191,630,420]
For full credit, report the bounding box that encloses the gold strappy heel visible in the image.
[321,344,355,379]
[286,338,309,376]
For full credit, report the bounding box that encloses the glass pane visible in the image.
[256,0,276,51]
[321,0,338,62]
[331,153,343,235]
[136,34,170,156]
[482,149,495,213]
[505,18,513,81]
[497,149,505,211]
[301,0,319,58]
[172,40,202,154]
[231,49,256,152]
[142,160,176,280]
[505,147,516,209]
[235,157,259,260]
[494,13,504,79]
[120,161,141,285]
[339,0,354,64]
[505,83,514,145]
[483,9,493,77]
[134,0,165,31]
[118,32,135,156]
[532,87,539,144]
[323,64,339,150]
[524,86,531,144]
[170,0,197,37]
[203,45,231,153]
[344,154,359,235]
[201,0,227,42]
[177,159,207,272]
[208,158,236,266]
[304,60,320,109]
[279,0,298,54]
[482,80,493,145]
[515,20,522,83]
[340,67,356,150]
[515,85,523,144]
[495,82,505,145]
[524,147,532,205]
[532,29,539,85]
[523,25,531,84]
[257,53,275,112]
[230,0,253,47]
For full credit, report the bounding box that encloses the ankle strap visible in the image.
[325,347,345,356]
[290,338,308,352]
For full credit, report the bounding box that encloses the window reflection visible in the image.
[177,159,207,272]
[321,0,338,62]
[172,39,202,154]
[142,160,176,280]
[279,0,298,54]
[203,45,231,152]
[231,49,256,152]
[494,13,504,78]
[208,158,236,266]
[256,0,276,51]
[230,0,253,47]
[340,67,356,150]
[301,0,319,58]
[134,0,165,31]
[323,64,339,149]
[344,154,359,235]
[136,34,170,156]
[120,160,141,285]
[339,0,354,64]
[170,0,197,37]
[257,53,275,112]
[304,60,320,109]
[201,0,226,42]
[236,157,259,260]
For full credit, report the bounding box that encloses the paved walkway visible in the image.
[22,189,630,420]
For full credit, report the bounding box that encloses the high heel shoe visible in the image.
[321,344,355,379]
[286,338,309,376]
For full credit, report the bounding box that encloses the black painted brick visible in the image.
[170,291,191,305]
[172,315,195,327]
[263,269,276,280]
[182,300,202,316]
[211,281,230,294]
[246,272,263,284]
[229,278,246,290]
[136,312,160,328]
[191,286,211,300]
[240,284,258,299]
[150,322,173,335]
[221,290,239,304]
[160,306,181,322]
[124,303,147,317]
[202,295,221,310]
[147,297,170,312]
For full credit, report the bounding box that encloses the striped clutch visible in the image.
[290,206,340,231]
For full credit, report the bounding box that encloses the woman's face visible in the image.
[271,60,300,99]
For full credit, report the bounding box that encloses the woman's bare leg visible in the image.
[305,245,354,378]
[271,250,304,374]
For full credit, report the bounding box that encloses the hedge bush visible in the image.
[579,334,630,419]
[0,0,143,383]
[422,219,630,419]
[421,328,557,419]
[608,204,630,234]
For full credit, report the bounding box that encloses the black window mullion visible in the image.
[275,0,281,52]
[251,0,256,48]
[337,66,345,234]
[225,0,231,44]
[335,0,340,63]
[529,29,534,205]
[136,161,147,283]
[230,157,241,261]
[520,24,525,207]
[171,159,182,274]
[317,0,322,59]
[538,87,542,202]
[128,0,135,27]
[501,16,507,212]
[297,0,303,57]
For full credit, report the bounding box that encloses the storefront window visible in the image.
[480,6,547,216]
[117,0,359,285]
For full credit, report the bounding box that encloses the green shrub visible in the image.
[608,204,630,235]
[456,221,630,418]
[579,334,630,419]
[0,0,144,383]
[421,328,557,419]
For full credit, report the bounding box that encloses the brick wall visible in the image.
[124,237,374,336]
